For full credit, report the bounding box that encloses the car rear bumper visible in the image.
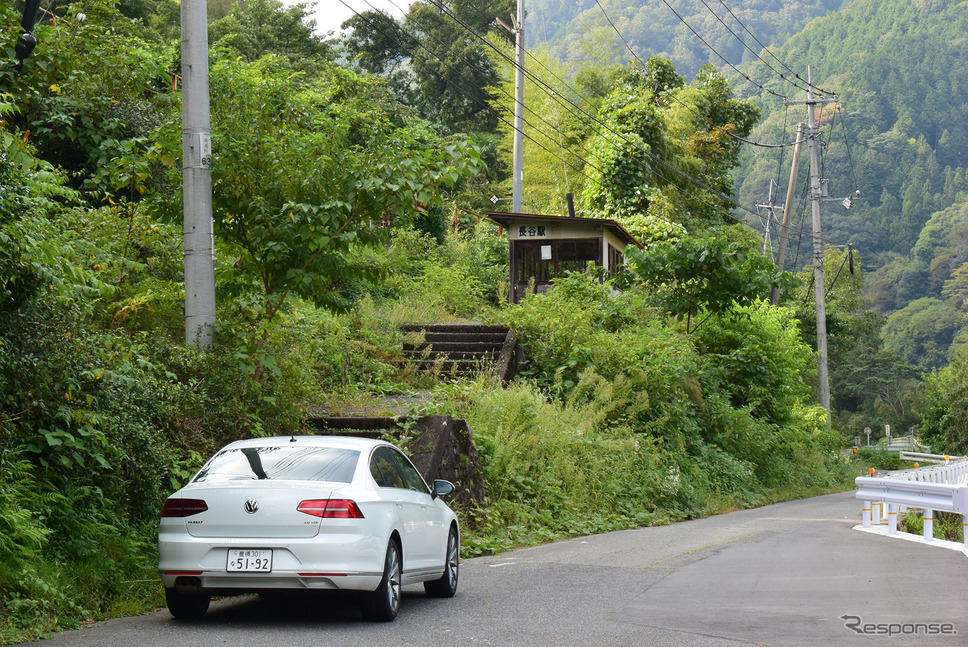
[159,531,385,592]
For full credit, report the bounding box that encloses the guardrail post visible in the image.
[888,503,898,534]
[964,514,968,550]
[862,501,871,528]
[923,509,933,541]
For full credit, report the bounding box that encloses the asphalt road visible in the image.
[23,491,968,646]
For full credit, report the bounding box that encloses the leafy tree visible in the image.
[581,63,673,220]
[920,347,968,453]
[943,262,968,312]
[693,300,818,430]
[581,59,759,230]
[151,56,482,371]
[1,0,170,192]
[341,0,513,134]
[208,0,333,71]
[834,345,922,429]
[627,232,778,333]
[340,9,416,103]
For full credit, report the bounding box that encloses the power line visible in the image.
[586,1,807,152]
[371,0,599,171]
[714,0,838,97]
[836,107,861,195]
[696,0,823,96]
[728,131,806,148]
[344,0,780,226]
[339,1,603,187]
[644,0,789,101]
[421,0,763,219]
[345,0,739,233]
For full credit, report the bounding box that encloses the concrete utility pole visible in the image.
[770,123,805,306]
[787,68,838,420]
[807,72,830,419]
[511,0,525,213]
[181,0,216,348]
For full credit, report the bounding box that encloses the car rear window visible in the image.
[193,446,360,483]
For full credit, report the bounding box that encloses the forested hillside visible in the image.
[733,0,968,372]
[2,0,967,642]
[527,0,847,77]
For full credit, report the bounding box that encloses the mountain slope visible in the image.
[735,0,968,320]
[528,0,847,78]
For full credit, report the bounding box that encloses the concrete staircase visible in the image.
[401,323,517,382]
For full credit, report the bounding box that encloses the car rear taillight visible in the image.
[161,498,208,517]
[297,499,364,519]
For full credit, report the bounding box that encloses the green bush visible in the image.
[854,447,906,471]
[902,509,964,542]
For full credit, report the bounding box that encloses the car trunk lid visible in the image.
[181,482,334,538]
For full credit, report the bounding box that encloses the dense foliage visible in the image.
[3,0,954,642]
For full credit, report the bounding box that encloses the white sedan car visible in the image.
[158,436,459,621]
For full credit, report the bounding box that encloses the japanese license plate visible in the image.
[227,549,272,572]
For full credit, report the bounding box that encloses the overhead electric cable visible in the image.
[356,0,602,180]
[714,0,838,96]
[837,108,861,195]
[586,1,805,150]
[421,0,763,218]
[696,0,813,94]
[350,0,767,224]
[593,0,645,67]
[378,0,599,168]
[642,0,790,101]
[339,1,608,195]
[728,132,807,148]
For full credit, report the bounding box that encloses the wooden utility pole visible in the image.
[181,0,216,348]
[511,0,524,213]
[787,68,838,420]
[770,123,805,306]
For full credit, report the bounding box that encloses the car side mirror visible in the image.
[431,479,455,499]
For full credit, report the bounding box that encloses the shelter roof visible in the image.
[485,211,641,248]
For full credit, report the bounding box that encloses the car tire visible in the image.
[361,539,402,622]
[424,525,459,598]
[165,587,211,619]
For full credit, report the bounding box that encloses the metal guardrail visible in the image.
[899,450,947,465]
[854,454,968,550]
[883,434,929,452]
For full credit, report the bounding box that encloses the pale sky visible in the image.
[279,0,417,36]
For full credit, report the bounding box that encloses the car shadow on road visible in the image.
[171,588,446,627]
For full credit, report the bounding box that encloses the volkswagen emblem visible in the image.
[244,499,259,514]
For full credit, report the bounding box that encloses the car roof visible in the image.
[219,435,390,452]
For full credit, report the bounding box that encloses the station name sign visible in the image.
[518,225,547,237]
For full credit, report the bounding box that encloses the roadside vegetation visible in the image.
[1,0,965,643]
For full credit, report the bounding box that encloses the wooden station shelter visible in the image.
[486,211,641,304]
